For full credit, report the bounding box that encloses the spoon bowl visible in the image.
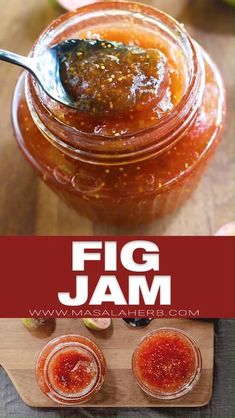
[0,39,168,114]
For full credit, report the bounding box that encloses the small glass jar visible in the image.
[12,1,225,225]
[132,328,202,400]
[35,335,106,405]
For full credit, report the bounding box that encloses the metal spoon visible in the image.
[0,39,95,109]
[0,39,167,112]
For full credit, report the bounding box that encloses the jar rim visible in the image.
[26,1,205,164]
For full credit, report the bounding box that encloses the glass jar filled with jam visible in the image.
[35,335,106,404]
[12,1,225,225]
[132,328,202,399]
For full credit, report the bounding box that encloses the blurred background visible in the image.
[0,0,234,236]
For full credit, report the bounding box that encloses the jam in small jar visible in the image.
[12,1,225,225]
[35,335,106,404]
[132,328,202,399]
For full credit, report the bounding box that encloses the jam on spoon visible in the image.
[59,39,169,116]
[0,38,168,115]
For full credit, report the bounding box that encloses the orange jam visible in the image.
[54,30,187,136]
[60,39,169,118]
[35,335,106,404]
[132,328,202,399]
[48,347,97,394]
[12,2,225,225]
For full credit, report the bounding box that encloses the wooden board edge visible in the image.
[1,366,214,409]
[0,366,38,408]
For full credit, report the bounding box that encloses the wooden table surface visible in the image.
[0,0,234,236]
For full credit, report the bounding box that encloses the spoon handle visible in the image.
[0,49,32,72]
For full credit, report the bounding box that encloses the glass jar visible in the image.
[132,327,202,400]
[35,334,106,405]
[12,1,225,225]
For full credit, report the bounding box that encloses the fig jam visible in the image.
[35,335,106,404]
[48,347,98,394]
[60,39,169,117]
[132,328,202,399]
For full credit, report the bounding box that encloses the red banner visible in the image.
[0,237,234,318]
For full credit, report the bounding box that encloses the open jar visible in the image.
[12,1,225,225]
[132,328,202,400]
[35,335,106,405]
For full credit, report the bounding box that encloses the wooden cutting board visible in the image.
[0,318,214,408]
